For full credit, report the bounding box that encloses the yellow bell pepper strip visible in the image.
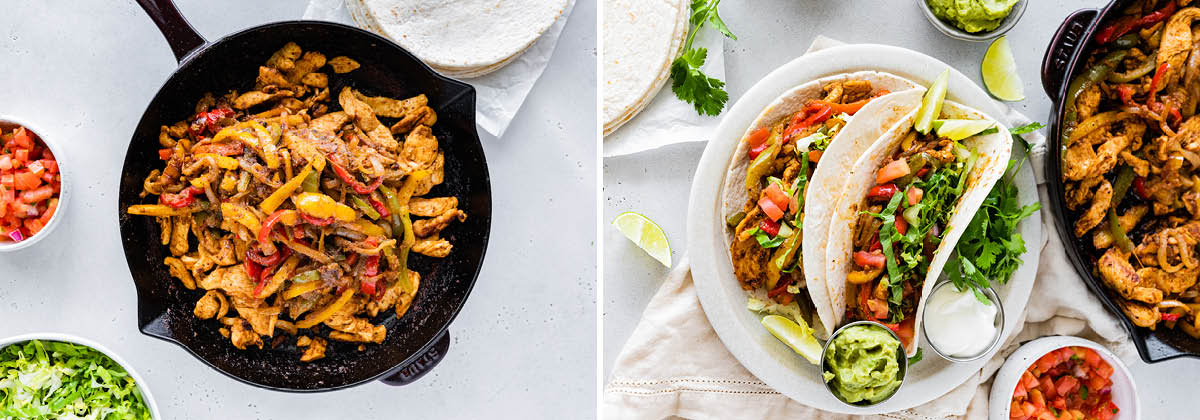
[213,125,259,146]
[248,121,281,169]
[296,288,355,328]
[281,271,322,299]
[126,204,201,216]
[393,170,430,289]
[256,254,300,297]
[349,195,380,220]
[220,202,262,232]
[260,163,313,214]
[354,219,386,237]
[196,154,239,170]
[293,192,356,222]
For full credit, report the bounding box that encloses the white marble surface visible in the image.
[0,0,595,419]
[603,1,1191,418]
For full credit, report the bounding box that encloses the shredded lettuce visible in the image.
[0,340,151,420]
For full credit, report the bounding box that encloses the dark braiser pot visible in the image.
[117,0,490,390]
[1042,0,1200,363]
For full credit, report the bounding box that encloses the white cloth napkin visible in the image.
[603,26,726,157]
[603,38,1138,420]
[301,0,575,138]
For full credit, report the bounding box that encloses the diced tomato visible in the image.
[894,214,908,235]
[1021,402,1037,417]
[13,171,40,191]
[1094,360,1114,379]
[867,183,899,201]
[1096,401,1119,420]
[876,159,911,184]
[13,149,29,164]
[19,186,53,203]
[39,199,57,225]
[762,183,790,210]
[906,186,923,206]
[1083,348,1101,369]
[0,155,10,171]
[1039,376,1058,399]
[1009,400,1024,419]
[1035,352,1060,374]
[40,159,56,173]
[745,128,770,159]
[1021,371,1038,389]
[809,150,822,163]
[895,317,915,346]
[866,299,889,319]
[1013,382,1027,400]
[1052,396,1067,411]
[11,128,35,149]
[1029,389,1045,409]
[869,236,882,252]
[1055,376,1079,400]
[158,148,173,160]
[759,196,785,221]
[22,218,43,235]
[24,160,43,176]
[853,250,886,269]
[759,218,780,237]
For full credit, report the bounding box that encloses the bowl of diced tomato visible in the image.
[0,118,65,251]
[990,336,1138,420]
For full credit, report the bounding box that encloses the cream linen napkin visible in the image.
[603,38,1138,420]
[301,0,575,138]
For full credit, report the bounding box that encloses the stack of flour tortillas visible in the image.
[348,0,570,78]
[602,0,689,136]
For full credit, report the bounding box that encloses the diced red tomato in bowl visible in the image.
[0,124,63,245]
[1009,346,1120,420]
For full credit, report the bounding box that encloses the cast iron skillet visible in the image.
[117,0,491,391]
[1042,0,1200,363]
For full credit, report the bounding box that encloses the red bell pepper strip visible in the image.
[246,247,285,267]
[858,283,871,318]
[360,277,378,296]
[783,102,834,142]
[329,160,384,195]
[1132,176,1149,199]
[189,108,235,136]
[1116,85,1136,106]
[867,183,899,202]
[158,148,173,160]
[244,258,263,280]
[190,142,244,156]
[301,212,334,226]
[253,247,290,296]
[869,236,882,253]
[364,255,381,276]
[258,209,289,247]
[767,278,792,298]
[1161,312,1181,322]
[160,186,204,208]
[758,218,780,237]
[853,250,886,269]
[745,128,770,159]
[1095,2,1176,44]
[813,98,871,115]
[1148,62,1170,107]
[368,197,390,218]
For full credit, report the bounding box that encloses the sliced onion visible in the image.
[1161,232,1182,273]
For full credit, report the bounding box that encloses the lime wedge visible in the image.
[611,211,672,267]
[914,70,950,135]
[982,36,1025,101]
[762,315,822,364]
[934,119,995,140]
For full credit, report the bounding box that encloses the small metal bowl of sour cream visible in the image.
[921,280,1005,363]
[820,320,908,407]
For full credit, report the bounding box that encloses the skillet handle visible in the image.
[1041,9,1099,101]
[380,329,450,386]
[134,0,207,63]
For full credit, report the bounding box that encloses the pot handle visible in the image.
[380,329,450,386]
[134,0,207,63]
[1041,9,1099,101]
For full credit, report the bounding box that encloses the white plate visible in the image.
[686,43,1043,414]
[0,332,161,419]
[989,336,1139,420]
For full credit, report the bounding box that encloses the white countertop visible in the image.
[603,1,1192,418]
[0,0,595,418]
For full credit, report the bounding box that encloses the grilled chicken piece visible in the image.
[230,319,263,350]
[731,208,769,288]
[198,266,257,301]
[194,291,222,320]
[1120,151,1151,177]
[255,66,292,90]
[1076,84,1102,121]
[412,237,452,258]
[339,87,399,151]
[233,90,294,110]
[265,42,301,72]
[408,197,458,217]
[389,107,437,135]
[1157,7,1200,89]
[1098,248,1165,304]
[1093,205,1148,249]
[398,125,439,173]
[308,111,349,134]
[235,304,281,337]
[297,336,327,362]
[413,209,466,238]
[1062,133,1129,182]
[367,272,421,318]
[1139,265,1200,294]
[1119,299,1161,328]
[325,314,386,344]
[285,51,326,85]
[1075,179,1112,237]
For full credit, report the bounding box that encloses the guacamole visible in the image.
[822,324,903,404]
[927,0,1018,33]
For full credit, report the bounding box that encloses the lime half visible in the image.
[934,119,995,140]
[914,70,950,135]
[982,36,1025,101]
[762,315,822,364]
[612,211,672,267]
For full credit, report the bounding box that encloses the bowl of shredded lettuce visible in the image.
[0,334,158,419]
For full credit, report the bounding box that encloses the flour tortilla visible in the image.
[823,100,1012,356]
[720,71,921,340]
[348,0,568,73]
[602,0,689,136]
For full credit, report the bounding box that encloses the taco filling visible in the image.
[728,80,888,309]
[845,126,979,344]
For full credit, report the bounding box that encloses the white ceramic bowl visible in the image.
[0,333,161,419]
[0,116,70,252]
[989,336,1139,420]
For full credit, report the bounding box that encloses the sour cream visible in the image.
[923,284,998,358]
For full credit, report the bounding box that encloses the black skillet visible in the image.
[1042,0,1200,363]
[117,0,491,391]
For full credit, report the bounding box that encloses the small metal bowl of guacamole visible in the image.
[916,0,1027,42]
[820,321,908,406]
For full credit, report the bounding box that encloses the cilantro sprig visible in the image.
[670,0,737,116]
[945,124,1042,302]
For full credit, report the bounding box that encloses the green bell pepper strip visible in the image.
[1063,50,1128,145]
[1108,166,1137,252]
[350,195,380,220]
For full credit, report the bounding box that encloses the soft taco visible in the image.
[722,71,921,341]
[823,92,1011,356]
